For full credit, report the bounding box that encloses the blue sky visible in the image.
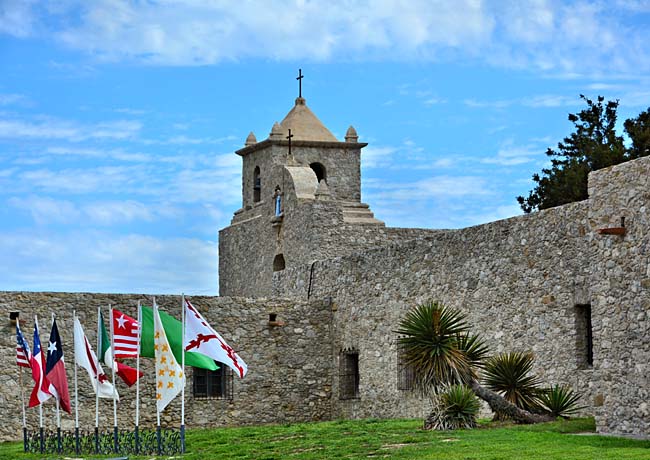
[1,0,649,295]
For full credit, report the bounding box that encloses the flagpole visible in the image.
[17,317,28,452]
[109,305,118,453]
[94,306,101,454]
[35,315,44,455]
[135,300,141,454]
[73,311,80,455]
[181,293,186,453]
[52,313,62,454]
[154,298,162,456]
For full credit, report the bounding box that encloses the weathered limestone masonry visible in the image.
[272,156,650,438]
[220,93,649,437]
[219,96,386,297]
[588,157,650,437]
[274,202,593,421]
[0,292,331,442]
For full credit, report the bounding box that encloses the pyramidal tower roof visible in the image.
[279,97,338,142]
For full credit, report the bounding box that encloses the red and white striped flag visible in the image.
[111,309,139,358]
[16,321,31,368]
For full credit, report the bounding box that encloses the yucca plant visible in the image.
[395,301,484,392]
[396,301,554,426]
[539,385,585,418]
[482,351,544,419]
[441,384,480,429]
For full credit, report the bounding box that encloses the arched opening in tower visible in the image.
[253,166,261,203]
[309,162,327,184]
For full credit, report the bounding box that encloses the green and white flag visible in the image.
[140,305,217,371]
[154,301,185,412]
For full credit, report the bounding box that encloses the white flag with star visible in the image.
[154,301,184,413]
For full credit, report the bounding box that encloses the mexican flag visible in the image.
[140,305,218,371]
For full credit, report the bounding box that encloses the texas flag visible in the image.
[29,317,53,407]
[183,299,248,379]
[45,318,71,414]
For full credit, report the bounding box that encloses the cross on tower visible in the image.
[296,69,304,98]
[287,128,294,157]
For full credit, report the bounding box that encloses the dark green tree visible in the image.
[624,108,650,160]
[517,95,629,213]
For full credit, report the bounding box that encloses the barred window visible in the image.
[397,343,415,391]
[339,350,359,400]
[193,363,233,400]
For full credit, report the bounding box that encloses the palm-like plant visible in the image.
[482,352,544,417]
[396,301,555,427]
[395,300,488,393]
[539,385,585,418]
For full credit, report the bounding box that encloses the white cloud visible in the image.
[0,93,26,106]
[464,94,578,109]
[0,230,219,294]
[7,195,80,225]
[367,176,492,201]
[0,117,142,141]
[6,1,647,75]
[482,140,542,166]
[362,146,398,169]
[81,200,154,225]
[0,0,37,38]
[46,146,152,162]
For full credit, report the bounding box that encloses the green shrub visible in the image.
[482,352,544,417]
[438,385,480,430]
[539,385,585,418]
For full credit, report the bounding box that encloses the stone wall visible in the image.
[274,202,594,421]
[587,155,650,437]
[0,292,332,442]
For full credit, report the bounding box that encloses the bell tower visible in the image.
[219,75,383,297]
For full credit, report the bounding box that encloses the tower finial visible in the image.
[296,69,304,98]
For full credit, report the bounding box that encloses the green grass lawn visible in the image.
[1,418,649,460]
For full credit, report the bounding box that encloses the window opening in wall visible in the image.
[273,254,286,272]
[192,363,233,399]
[397,342,415,391]
[575,304,593,368]
[309,162,327,183]
[339,350,359,399]
[253,166,261,203]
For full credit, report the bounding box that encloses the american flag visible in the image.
[16,321,31,368]
[111,308,140,358]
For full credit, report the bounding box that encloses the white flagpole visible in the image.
[94,306,101,450]
[154,298,161,456]
[181,294,186,453]
[17,317,27,429]
[109,305,118,452]
[51,313,61,431]
[135,300,141,453]
[35,315,44,453]
[17,317,28,452]
[73,311,80,454]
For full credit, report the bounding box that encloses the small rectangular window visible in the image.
[192,362,233,400]
[397,343,415,391]
[339,351,359,400]
[575,304,593,368]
